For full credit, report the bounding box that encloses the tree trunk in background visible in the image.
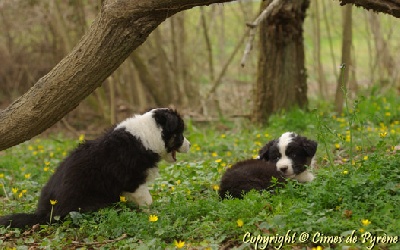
[335,4,352,114]
[367,11,395,86]
[311,0,327,98]
[253,0,310,124]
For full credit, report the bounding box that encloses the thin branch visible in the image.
[204,29,248,101]
[240,0,283,67]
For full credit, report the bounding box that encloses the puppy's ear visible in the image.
[154,109,181,133]
[258,139,276,161]
[302,139,318,157]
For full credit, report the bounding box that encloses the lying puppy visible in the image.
[0,108,190,229]
[219,132,317,199]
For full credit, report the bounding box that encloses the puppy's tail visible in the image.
[0,213,48,229]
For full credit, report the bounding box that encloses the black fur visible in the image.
[0,109,186,229]
[218,159,286,199]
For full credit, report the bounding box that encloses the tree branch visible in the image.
[337,0,400,18]
[0,0,235,151]
[240,0,283,67]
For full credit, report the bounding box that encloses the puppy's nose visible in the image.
[279,166,288,173]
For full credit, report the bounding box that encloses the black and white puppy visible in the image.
[219,132,317,199]
[0,108,190,229]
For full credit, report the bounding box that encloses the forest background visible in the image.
[1,0,399,135]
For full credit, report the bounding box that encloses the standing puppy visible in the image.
[219,132,317,199]
[0,108,190,228]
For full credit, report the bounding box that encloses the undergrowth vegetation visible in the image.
[1,93,399,249]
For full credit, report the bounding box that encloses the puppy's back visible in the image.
[219,159,285,199]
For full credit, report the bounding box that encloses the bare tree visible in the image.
[367,11,395,86]
[335,4,353,114]
[253,0,310,124]
[311,0,327,98]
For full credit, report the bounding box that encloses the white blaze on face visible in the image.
[116,110,165,155]
[276,132,296,176]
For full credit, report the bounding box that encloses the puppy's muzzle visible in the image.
[178,137,190,153]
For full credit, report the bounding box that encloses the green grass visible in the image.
[1,94,400,249]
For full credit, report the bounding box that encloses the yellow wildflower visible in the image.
[79,134,85,142]
[12,187,18,194]
[361,219,371,226]
[174,240,185,249]
[342,170,349,175]
[24,173,31,179]
[120,196,127,203]
[380,132,387,138]
[211,152,218,157]
[0,173,4,178]
[363,156,368,161]
[237,219,244,227]
[149,214,158,222]
[212,185,220,191]
[50,200,58,205]
[215,159,222,163]
[335,143,340,150]
[312,246,323,250]
[220,134,226,138]
[359,228,365,233]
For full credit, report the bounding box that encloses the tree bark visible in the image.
[367,11,395,85]
[311,0,327,98]
[253,0,310,124]
[335,4,353,114]
[338,0,400,18]
[0,0,235,151]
